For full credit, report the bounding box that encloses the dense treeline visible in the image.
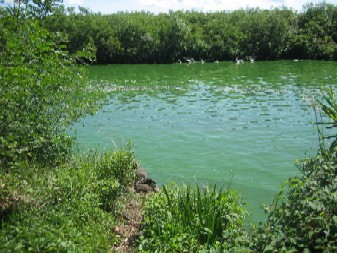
[42,2,337,64]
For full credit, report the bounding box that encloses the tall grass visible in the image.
[138,183,250,252]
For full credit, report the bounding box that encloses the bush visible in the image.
[95,144,137,189]
[0,2,100,169]
[253,156,337,252]
[138,184,250,252]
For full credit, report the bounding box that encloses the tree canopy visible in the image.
[40,2,337,63]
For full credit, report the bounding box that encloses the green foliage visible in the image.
[0,147,137,252]
[319,86,337,152]
[286,3,337,60]
[93,144,138,212]
[252,87,337,252]
[138,184,250,252]
[42,3,337,63]
[0,3,101,168]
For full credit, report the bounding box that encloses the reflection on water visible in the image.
[73,61,337,223]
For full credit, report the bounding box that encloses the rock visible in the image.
[136,166,148,183]
[140,177,156,186]
[135,183,153,193]
[134,165,159,193]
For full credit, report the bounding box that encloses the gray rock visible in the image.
[134,165,159,193]
[136,167,148,183]
[135,183,153,193]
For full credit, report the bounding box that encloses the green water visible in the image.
[73,61,337,223]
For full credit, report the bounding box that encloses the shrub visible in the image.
[138,184,250,252]
[95,144,137,189]
[93,144,137,212]
[0,2,100,169]
[0,161,110,252]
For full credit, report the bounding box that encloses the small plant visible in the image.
[138,183,250,252]
[95,143,137,188]
[94,144,138,212]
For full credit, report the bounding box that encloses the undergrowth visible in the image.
[0,147,137,252]
[138,184,250,252]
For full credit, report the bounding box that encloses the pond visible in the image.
[73,61,337,223]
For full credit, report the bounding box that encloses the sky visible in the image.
[60,0,337,14]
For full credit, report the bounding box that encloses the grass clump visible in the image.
[138,184,250,252]
[0,147,137,252]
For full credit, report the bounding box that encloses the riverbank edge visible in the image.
[112,165,159,252]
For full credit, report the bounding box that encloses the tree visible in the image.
[0,1,99,168]
[41,5,337,63]
[287,3,337,60]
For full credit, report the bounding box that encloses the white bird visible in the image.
[236,57,243,64]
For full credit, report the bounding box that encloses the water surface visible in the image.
[73,61,337,223]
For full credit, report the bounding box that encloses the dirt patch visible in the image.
[112,166,158,252]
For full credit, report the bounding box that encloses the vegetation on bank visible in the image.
[0,0,101,169]
[0,148,137,252]
[1,1,337,252]
[41,2,337,63]
[0,1,136,251]
[138,184,250,252]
